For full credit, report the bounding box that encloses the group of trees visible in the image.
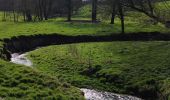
[93,0,170,33]
[0,0,82,21]
[89,0,164,33]
[0,0,169,33]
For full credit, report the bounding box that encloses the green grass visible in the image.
[0,16,169,39]
[0,3,170,99]
[0,2,169,39]
[0,59,84,100]
[28,41,170,99]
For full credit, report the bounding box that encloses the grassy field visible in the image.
[0,1,169,39]
[0,12,170,39]
[0,59,84,100]
[0,2,170,99]
[27,41,170,99]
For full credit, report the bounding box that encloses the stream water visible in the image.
[80,88,142,100]
[10,53,142,100]
[10,53,33,67]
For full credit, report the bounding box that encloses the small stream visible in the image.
[10,53,142,100]
[10,53,32,67]
[80,89,142,100]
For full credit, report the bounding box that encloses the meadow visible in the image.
[0,2,170,99]
[27,41,170,99]
[0,59,85,100]
[0,11,169,39]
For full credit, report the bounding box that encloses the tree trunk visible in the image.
[118,0,125,34]
[42,0,48,20]
[38,0,43,21]
[23,12,26,21]
[67,0,72,21]
[13,10,16,22]
[3,11,6,21]
[26,10,32,22]
[147,0,154,15]
[111,0,117,24]
[92,0,97,23]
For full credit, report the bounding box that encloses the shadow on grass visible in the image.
[1,32,170,60]
[65,20,100,23]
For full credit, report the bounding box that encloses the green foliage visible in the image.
[155,1,170,10]
[76,5,92,18]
